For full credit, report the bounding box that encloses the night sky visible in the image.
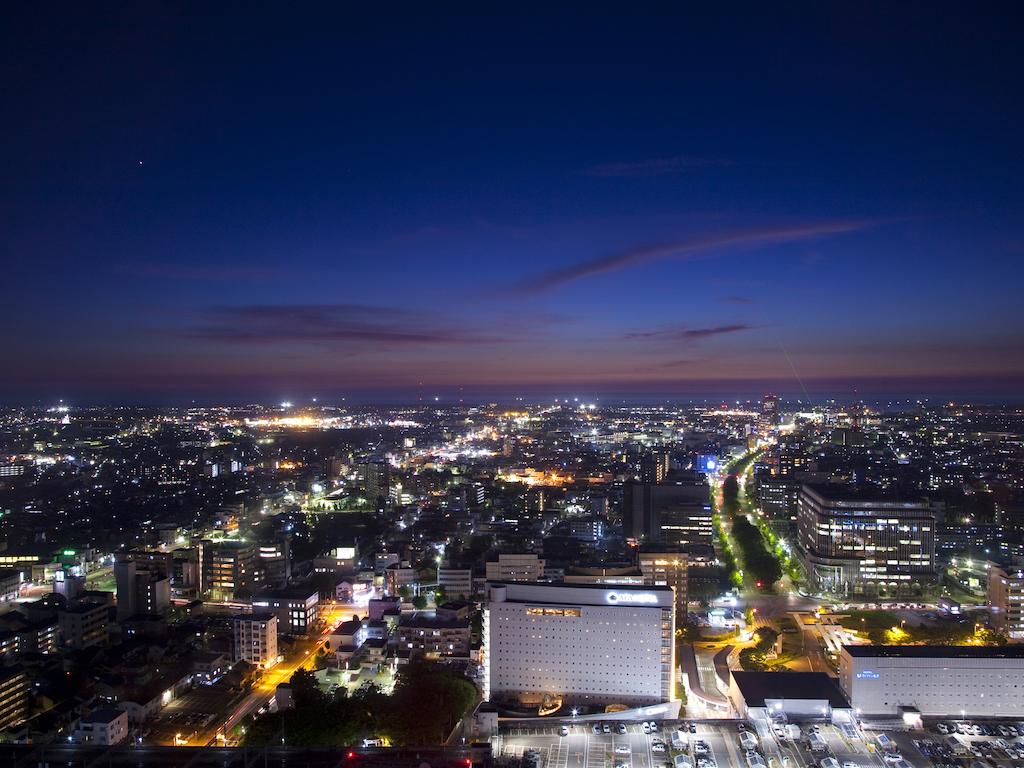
[3,5,1023,404]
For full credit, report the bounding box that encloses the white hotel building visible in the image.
[839,644,1024,718]
[484,582,675,708]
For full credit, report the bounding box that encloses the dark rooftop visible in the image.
[843,644,1024,659]
[731,671,851,709]
[81,707,124,724]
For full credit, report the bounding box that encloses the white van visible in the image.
[671,731,687,750]
[673,757,693,768]
[819,759,840,768]
[738,731,758,750]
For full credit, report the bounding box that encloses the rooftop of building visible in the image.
[236,612,276,623]
[803,483,928,507]
[731,671,851,709]
[488,580,671,593]
[81,707,125,725]
[253,585,318,600]
[398,612,470,630]
[843,644,1024,659]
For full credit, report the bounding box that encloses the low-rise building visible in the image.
[0,570,22,602]
[484,553,545,582]
[74,708,129,746]
[839,644,1024,718]
[326,618,366,662]
[384,564,418,596]
[252,586,319,635]
[437,566,474,599]
[729,671,852,721]
[398,613,471,659]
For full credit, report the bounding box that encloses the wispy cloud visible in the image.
[626,323,755,341]
[584,156,734,178]
[510,220,873,293]
[187,304,507,346]
[117,262,291,282]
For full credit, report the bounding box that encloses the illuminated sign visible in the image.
[697,455,719,474]
[606,591,659,605]
[856,670,880,679]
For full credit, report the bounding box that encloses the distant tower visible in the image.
[760,393,780,435]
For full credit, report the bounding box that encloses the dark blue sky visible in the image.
[3,5,1022,404]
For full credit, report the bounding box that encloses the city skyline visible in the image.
[4,6,1023,403]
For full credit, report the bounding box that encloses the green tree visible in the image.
[289,668,327,709]
[412,594,427,610]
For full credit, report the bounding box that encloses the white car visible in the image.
[652,743,666,753]
[615,746,631,755]
[882,754,903,764]
[559,726,569,737]
[842,762,860,768]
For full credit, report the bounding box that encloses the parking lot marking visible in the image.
[547,740,569,768]
[586,736,607,768]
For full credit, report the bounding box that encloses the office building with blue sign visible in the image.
[840,645,1024,718]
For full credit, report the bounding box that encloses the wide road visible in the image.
[188,602,355,746]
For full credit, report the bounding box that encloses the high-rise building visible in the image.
[484,582,676,708]
[113,558,170,621]
[358,460,391,506]
[257,536,291,588]
[797,484,937,596]
[988,561,1024,639]
[639,452,669,484]
[637,547,688,616]
[622,479,708,542]
[202,540,257,600]
[658,504,715,547]
[760,393,780,435]
[757,476,800,533]
[0,665,27,730]
[233,613,279,667]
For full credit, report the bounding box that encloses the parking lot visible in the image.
[887,720,1024,768]
[494,720,896,768]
